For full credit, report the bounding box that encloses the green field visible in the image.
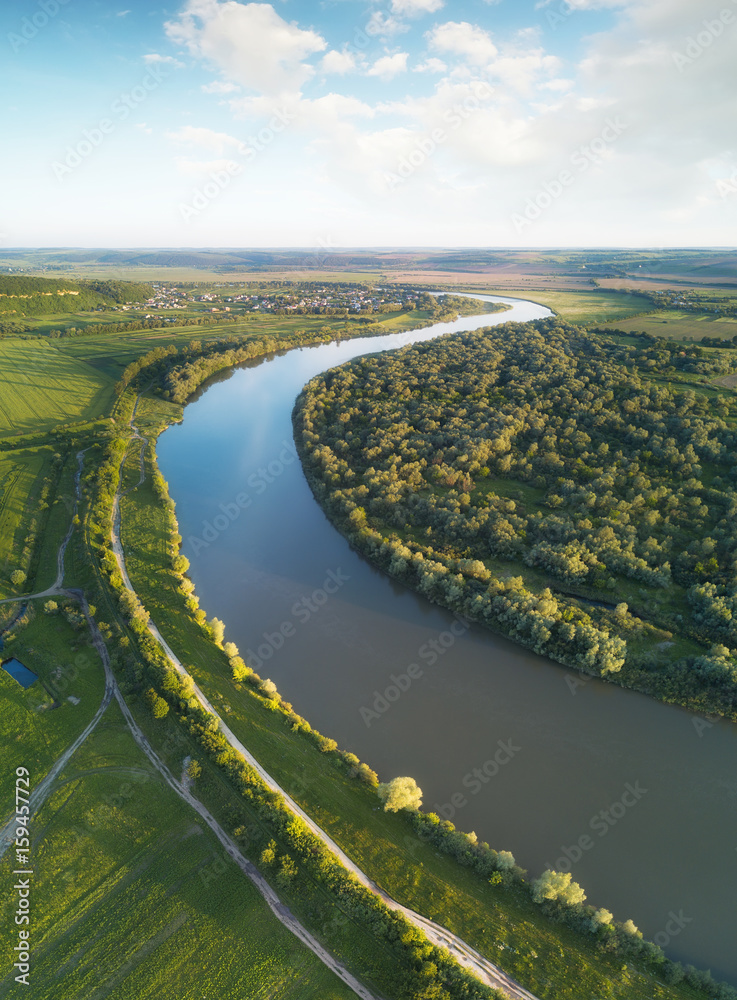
[0,609,107,805]
[0,341,114,436]
[0,451,47,588]
[486,288,653,324]
[598,309,737,341]
[0,708,354,1000]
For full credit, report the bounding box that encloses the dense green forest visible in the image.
[0,275,153,316]
[294,318,737,716]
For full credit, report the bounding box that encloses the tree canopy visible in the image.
[377,776,423,813]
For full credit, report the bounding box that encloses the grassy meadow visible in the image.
[598,309,737,341]
[0,705,355,1000]
[0,341,115,437]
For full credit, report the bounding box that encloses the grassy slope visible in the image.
[0,445,82,599]
[0,341,114,436]
[50,310,424,381]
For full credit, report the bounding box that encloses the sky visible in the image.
[1,0,736,247]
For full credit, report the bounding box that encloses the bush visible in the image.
[258,678,279,699]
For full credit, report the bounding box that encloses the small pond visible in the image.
[2,658,38,689]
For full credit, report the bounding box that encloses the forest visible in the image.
[0,275,153,316]
[294,317,737,716]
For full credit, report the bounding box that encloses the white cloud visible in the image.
[365,10,407,39]
[320,49,356,75]
[551,0,627,7]
[367,53,409,81]
[202,79,240,94]
[414,57,448,73]
[391,0,444,16]
[135,123,153,134]
[426,21,498,66]
[541,77,574,91]
[143,53,185,68]
[165,0,326,96]
[229,91,374,130]
[150,0,737,245]
[166,125,245,155]
[175,157,241,176]
[488,51,561,95]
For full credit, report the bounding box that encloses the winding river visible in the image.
[157,295,737,985]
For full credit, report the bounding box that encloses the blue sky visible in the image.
[1,0,735,246]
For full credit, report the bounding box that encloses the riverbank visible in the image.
[115,392,716,1000]
[109,304,735,997]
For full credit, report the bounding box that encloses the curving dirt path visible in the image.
[2,384,541,1000]
[0,450,114,861]
[0,435,381,999]
[0,448,88,607]
[74,591,381,1000]
[111,395,540,1000]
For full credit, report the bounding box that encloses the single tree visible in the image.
[532,869,586,906]
[377,776,423,813]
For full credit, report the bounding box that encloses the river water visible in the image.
[157,295,737,984]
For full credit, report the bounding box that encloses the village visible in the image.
[123,282,422,318]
